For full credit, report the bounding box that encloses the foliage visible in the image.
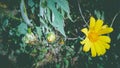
[0,0,120,68]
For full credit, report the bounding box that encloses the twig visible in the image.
[110,10,120,27]
[67,37,78,40]
[67,36,84,40]
[77,0,88,27]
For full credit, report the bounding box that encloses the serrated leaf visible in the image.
[47,0,66,37]
[56,25,66,37]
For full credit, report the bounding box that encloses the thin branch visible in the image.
[110,10,120,27]
[77,0,88,27]
[67,37,78,40]
[67,36,84,40]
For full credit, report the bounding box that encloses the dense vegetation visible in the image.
[0,0,120,68]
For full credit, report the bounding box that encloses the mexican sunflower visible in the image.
[80,17,113,57]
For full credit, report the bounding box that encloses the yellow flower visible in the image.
[80,17,113,57]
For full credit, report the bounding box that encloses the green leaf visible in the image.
[55,0,70,13]
[94,10,104,20]
[47,0,66,37]
[39,5,45,17]
[46,8,51,22]
[94,10,101,19]
[56,64,60,68]
[64,58,69,68]
[67,13,74,22]
[17,23,28,35]
[101,11,104,20]
[28,28,32,33]
[56,0,73,22]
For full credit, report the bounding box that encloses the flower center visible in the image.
[88,31,99,42]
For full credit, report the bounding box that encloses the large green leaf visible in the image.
[47,0,66,37]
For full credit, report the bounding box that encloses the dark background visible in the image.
[0,0,120,68]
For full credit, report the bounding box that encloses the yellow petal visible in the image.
[81,28,88,36]
[94,42,102,56]
[102,25,108,29]
[89,17,95,29]
[94,20,103,31]
[99,27,113,35]
[99,36,111,43]
[104,43,110,49]
[99,40,110,49]
[80,37,89,44]
[96,40,106,55]
[100,44,106,55]
[91,45,96,57]
[83,40,91,52]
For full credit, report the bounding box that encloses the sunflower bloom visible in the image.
[80,17,113,57]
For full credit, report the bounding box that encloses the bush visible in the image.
[0,0,120,68]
